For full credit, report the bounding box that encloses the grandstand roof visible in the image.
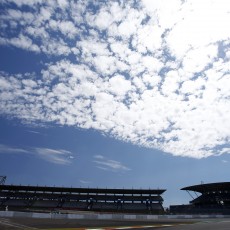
[181,182,230,193]
[0,184,166,195]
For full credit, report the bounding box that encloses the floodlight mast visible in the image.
[0,176,6,185]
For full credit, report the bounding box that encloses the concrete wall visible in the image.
[0,211,229,220]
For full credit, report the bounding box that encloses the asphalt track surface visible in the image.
[1,217,230,230]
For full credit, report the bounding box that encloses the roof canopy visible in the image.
[0,184,166,195]
[181,182,230,193]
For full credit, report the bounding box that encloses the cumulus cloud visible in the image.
[0,144,74,165]
[0,0,230,158]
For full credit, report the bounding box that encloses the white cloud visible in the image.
[0,78,12,89]
[58,21,78,38]
[3,0,44,7]
[165,0,230,59]
[135,25,163,53]
[94,155,104,160]
[182,45,218,74]
[219,148,230,155]
[0,144,29,154]
[79,180,91,184]
[57,0,69,9]
[108,75,132,97]
[93,155,131,172]
[161,70,180,96]
[27,130,43,135]
[141,0,182,30]
[0,144,74,165]
[0,0,230,159]
[35,148,74,165]
[94,9,114,30]
[3,34,40,52]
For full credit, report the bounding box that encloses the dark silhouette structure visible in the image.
[0,184,165,214]
[0,176,6,185]
[170,182,230,214]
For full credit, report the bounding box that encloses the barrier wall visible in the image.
[1,211,230,220]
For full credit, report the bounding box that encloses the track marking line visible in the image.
[0,218,38,229]
[86,229,104,230]
[43,223,185,230]
[83,224,175,230]
[114,227,136,229]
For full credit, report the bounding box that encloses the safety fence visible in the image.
[1,211,230,220]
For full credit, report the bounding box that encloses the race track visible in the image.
[1,217,230,230]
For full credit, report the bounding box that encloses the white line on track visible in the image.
[115,227,137,229]
[0,218,38,229]
[86,224,174,230]
[87,229,105,230]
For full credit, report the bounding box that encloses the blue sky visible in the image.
[0,0,230,207]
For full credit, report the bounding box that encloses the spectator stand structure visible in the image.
[0,176,6,185]
[0,184,166,214]
[170,182,230,214]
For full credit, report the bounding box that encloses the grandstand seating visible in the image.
[62,201,77,208]
[152,203,164,210]
[122,203,146,210]
[0,184,166,213]
[170,182,230,214]
[33,200,58,208]
[98,202,117,211]
[4,199,27,207]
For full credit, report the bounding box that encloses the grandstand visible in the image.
[170,182,230,214]
[0,184,166,214]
